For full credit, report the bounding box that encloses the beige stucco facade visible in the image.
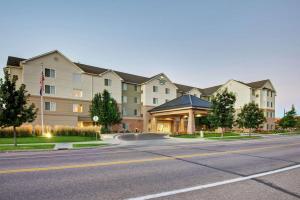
[4,50,277,132]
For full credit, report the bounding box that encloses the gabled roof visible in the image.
[7,56,26,66]
[246,79,270,89]
[149,94,211,113]
[5,54,273,92]
[201,85,223,96]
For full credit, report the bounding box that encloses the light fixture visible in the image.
[45,132,52,138]
[196,114,202,117]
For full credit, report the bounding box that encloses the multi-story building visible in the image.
[4,50,276,132]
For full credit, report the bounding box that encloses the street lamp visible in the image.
[93,115,99,141]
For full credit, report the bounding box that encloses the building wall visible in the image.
[216,80,251,110]
[122,83,142,117]
[141,77,177,106]
[29,95,91,127]
[187,88,202,98]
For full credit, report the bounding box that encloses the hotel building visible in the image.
[4,50,276,133]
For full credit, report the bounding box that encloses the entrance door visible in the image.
[157,121,171,133]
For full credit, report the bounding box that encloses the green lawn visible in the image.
[170,132,241,139]
[73,143,108,148]
[0,136,98,144]
[170,134,200,139]
[0,144,55,151]
[207,136,261,140]
[204,132,240,137]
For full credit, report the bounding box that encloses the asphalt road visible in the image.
[1,135,300,200]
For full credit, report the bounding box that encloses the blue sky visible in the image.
[0,0,299,117]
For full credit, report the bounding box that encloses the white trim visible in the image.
[20,50,85,73]
[142,73,178,89]
[99,69,124,81]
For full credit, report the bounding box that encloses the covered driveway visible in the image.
[148,95,211,134]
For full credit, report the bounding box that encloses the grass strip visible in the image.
[0,136,99,144]
[0,144,55,151]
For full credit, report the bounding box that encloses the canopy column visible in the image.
[187,109,195,134]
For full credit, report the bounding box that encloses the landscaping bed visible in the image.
[170,132,240,139]
[0,136,99,144]
[207,136,261,140]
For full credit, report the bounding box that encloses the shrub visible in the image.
[0,125,33,137]
[53,126,99,137]
[100,127,110,134]
[0,125,99,138]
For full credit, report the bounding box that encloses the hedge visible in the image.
[0,125,99,138]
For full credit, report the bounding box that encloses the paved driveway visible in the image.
[118,133,168,141]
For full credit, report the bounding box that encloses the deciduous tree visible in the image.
[236,102,266,136]
[0,71,37,146]
[208,88,236,137]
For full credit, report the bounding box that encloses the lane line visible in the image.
[126,164,300,200]
[0,142,299,174]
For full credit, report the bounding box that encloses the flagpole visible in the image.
[40,64,44,136]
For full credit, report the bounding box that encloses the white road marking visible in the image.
[126,164,300,200]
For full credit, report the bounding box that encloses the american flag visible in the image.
[40,71,44,96]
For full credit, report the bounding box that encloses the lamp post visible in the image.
[93,115,99,141]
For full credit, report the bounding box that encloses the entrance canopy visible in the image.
[148,95,212,134]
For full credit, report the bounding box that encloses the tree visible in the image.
[208,88,236,137]
[0,71,37,146]
[279,105,297,129]
[236,102,266,136]
[90,90,122,133]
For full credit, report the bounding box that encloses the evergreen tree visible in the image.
[208,88,236,137]
[236,102,266,136]
[279,105,297,129]
[0,71,37,146]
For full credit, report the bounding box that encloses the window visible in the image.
[122,83,127,91]
[122,123,129,130]
[45,68,55,78]
[165,99,169,103]
[153,86,158,92]
[104,79,112,86]
[271,91,273,97]
[252,89,255,96]
[267,124,269,130]
[153,98,158,104]
[122,107,127,116]
[13,75,18,80]
[73,104,83,112]
[44,102,56,111]
[267,101,269,107]
[45,85,55,94]
[165,88,170,94]
[134,85,138,91]
[73,73,81,82]
[267,90,269,97]
[73,89,83,97]
[134,109,138,116]
[134,97,138,103]
[270,102,273,108]
[122,96,127,103]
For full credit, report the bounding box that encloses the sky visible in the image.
[0,0,299,117]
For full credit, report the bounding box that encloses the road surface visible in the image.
[0,135,300,200]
